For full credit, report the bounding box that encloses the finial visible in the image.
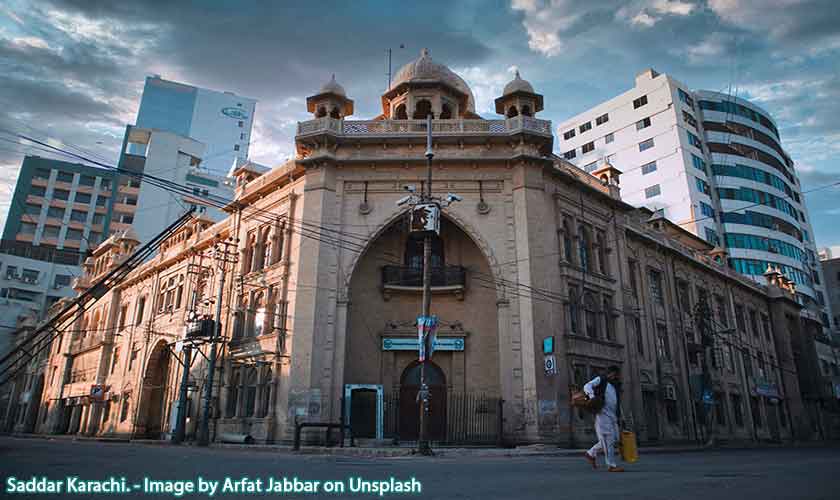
[515,69,521,79]
[421,48,430,57]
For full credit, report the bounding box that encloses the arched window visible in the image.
[506,106,519,118]
[521,105,532,117]
[404,234,444,269]
[253,292,266,337]
[413,99,433,119]
[578,225,592,273]
[584,292,599,339]
[259,368,272,417]
[440,103,453,119]
[243,367,258,417]
[329,107,340,119]
[227,369,240,417]
[394,103,408,119]
[315,106,327,118]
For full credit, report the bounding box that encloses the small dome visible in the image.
[503,70,535,96]
[319,74,346,97]
[390,48,476,113]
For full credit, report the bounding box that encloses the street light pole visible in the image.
[418,114,434,456]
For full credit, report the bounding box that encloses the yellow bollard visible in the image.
[620,430,638,463]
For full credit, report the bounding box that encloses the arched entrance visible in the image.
[399,361,446,441]
[137,341,171,438]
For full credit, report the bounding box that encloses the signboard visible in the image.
[542,336,554,355]
[221,107,249,120]
[417,315,439,361]
[543,355,557,375]
[410,203,440,235]
[382,337,464,352]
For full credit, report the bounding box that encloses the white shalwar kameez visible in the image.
[584,376,619,468]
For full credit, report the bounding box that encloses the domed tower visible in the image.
[381,48,480,120]
[495,70,543,118]
[306,75,354,119]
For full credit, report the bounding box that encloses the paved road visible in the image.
[1,437,838,499]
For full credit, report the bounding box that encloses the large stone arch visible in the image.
[340,207,505,303]
[342,207,503,401]
[135,339,171,439]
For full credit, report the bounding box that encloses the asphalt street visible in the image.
[1,437,838,500]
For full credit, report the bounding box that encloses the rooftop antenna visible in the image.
[386,44,406,90]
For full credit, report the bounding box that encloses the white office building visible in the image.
[557,68,832,327]
[134,76,257,175]
[118,126,234,246]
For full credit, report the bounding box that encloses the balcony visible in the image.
[296,116,552,139]
[381,265,466,300]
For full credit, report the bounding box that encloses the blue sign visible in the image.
[382,337,464,351]
[543,336,554,355]
[221,107,249,120]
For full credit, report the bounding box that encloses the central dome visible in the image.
[390,48,476,113]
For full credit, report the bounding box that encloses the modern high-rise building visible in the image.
[134,76,257,174]
[118,125,234,246]
[557,68,832,328]
[0,156,138,342]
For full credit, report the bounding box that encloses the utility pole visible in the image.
[696,298,714,446]
[173,260,207,444]
[198,240,232,446]
[395,115,460,456]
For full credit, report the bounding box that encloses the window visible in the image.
[691,154,707,173]
[118,304,128,330]
[579,121,592,133]
[678,88,694,108]
[238,121,244,128]
[562,217,574,263]
[240,132,246,140]
[6,266,19,280]
[656,323,670,360]
[563,129,576,140]
[75,192,91,204]
[715,295,729,328]
[578,224,592,272]
[735,305,746,334]
[95,196,107,207]
[30,186,46,197]
[568,285,580,334]
[56,171,74,183]
[633,95,648,108]
[583,161,598,173]
[47,207,64,219]
[120,397,130,422]
[92,213,105,225]
[100,179,112,191]
[584,293,600,339]
[639,138,655,151]
[88,232,102,245]
[234,144,240,151]
[123,196,137,206]
[79,175,96,186]
[24,203,41,215]
[42,225,60,238]
[135,296,146,326]
[20,222,36,234]
[604,296,615,341]
[750,397,762,428]
[627,259,639,297]
[111,347,120,374]
[699,201,715,219]
[634,316,643,355]
[695,177,710,195]
[731,394,744,426]
[34,168,51,179]
[761,314,770,340]
[564,149,576,160]
[596,113,609,125]
[605,132,614,144]
[676,279,690,311]
[582,142,595,154]
[649,268,663,305]
[21,268,39,282]
[641,161,657,175]
[70,210,87,222]
[636,117,651,130]
[644,184,661,198]
[53,189,70,201]
[687,131,703,148]
[682,110,697,128]
[65,229,84,241]
[54,274,71,288]
[705,228,719,246]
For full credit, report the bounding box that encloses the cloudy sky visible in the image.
[1,0,838,246]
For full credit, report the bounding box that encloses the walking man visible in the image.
[583,365,624,472]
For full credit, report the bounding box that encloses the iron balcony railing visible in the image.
[381,265,466,288]
[296,116,552,138]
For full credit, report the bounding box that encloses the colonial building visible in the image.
[23,50,824,445]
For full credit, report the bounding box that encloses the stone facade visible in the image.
[21,50,823,445]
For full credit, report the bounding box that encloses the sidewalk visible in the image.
[7,432,836,458]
